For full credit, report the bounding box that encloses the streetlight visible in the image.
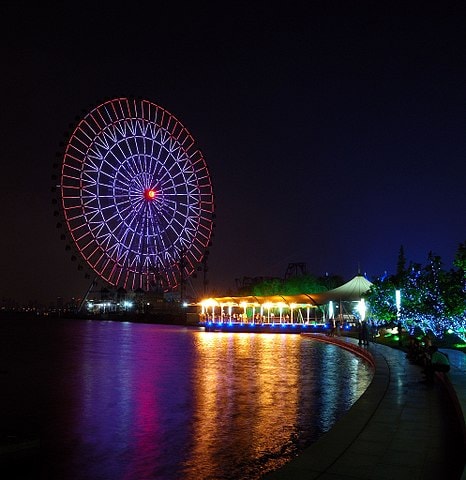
[395,289,402,345]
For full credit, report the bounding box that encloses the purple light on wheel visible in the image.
[59,97,215,292]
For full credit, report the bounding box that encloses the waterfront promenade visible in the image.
[265,334,466,480]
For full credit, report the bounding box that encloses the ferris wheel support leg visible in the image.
[78,276,98,313]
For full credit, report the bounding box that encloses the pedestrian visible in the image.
[359,320,369,346]
[406,336,423,364]
[335,318,341,336]
[328,318,336,336]
[423,345,450,383]
[358,320,364,346]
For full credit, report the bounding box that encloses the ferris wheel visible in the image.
[54,97,215,293]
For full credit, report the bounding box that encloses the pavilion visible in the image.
[197,274,373,325]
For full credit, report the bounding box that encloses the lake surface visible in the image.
[0,318,373,479]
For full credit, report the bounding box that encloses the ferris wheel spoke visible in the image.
[155,164,176,187]
[88,248,108,272]
[120,132,139,163]
[156,207,177,234]
[86,220,107,239]
[89,139,110,163]
[116,204,137,227]
[166,161,187,180]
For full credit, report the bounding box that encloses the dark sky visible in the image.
[1,3,465,305]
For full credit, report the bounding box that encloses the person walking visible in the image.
[335,318,341,336]
[358,320,369,347]
[328,318,336,336]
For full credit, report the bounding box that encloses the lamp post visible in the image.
[395,289,402,346]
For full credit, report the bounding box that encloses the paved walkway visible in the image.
[264,335,466,480]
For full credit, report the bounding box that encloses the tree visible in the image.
[281,275,327,295]
[317,273,345,291]
[364,277,397,327]
[453,240,466,284]
[393,245,408,288]
[252,274,330,296]
[447,241,466,341]
[252,278,283,296]
[419,252,448,336]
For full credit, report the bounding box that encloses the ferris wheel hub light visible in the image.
[144,188,157,200]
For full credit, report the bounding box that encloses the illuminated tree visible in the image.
[366,242,466,343]
[446,241,466,341]
[399,252,464,338]
[419,252,448,336]
[364,277,397,327]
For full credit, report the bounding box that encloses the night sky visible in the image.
[1,3,465,305]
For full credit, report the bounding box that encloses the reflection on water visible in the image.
[186,332,371,480]
[0,319,373,480]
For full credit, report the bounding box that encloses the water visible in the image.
[0,318,373,479]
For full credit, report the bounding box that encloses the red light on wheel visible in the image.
[144,189,156,200]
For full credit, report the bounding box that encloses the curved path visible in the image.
[264,334,466,480]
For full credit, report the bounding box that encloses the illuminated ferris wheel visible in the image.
[55,97,215,293]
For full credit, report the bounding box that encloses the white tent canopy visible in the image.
[311,274,373,304]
